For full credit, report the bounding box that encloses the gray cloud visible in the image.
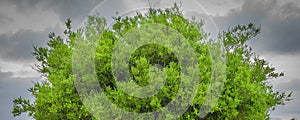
[0,13,14,25]
[274,78,300,91]
[0,0,126,63]
[271,79,300,119]
[0,70,38,120]
[5,0,104,26]
[0,29,53,62]
[0,0,106,62]
[213,0,300,54]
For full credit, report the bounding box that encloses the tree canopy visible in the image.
[12,4,292,120]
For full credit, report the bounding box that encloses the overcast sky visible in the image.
[0,0,299,119]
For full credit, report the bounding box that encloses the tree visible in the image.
[12,4,292,120]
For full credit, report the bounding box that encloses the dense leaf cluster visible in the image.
[12,4,291,120]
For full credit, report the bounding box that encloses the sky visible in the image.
[0,0,299,119]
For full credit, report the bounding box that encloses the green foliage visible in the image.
[12,19,94,120]
[12,4,291,120]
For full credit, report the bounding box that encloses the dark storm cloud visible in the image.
[0,0,106,62]
[0,13,14,24]
[213,0,300,54]
[0,29,51,62]
[6,0,104,23]
[0,70,38,120]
